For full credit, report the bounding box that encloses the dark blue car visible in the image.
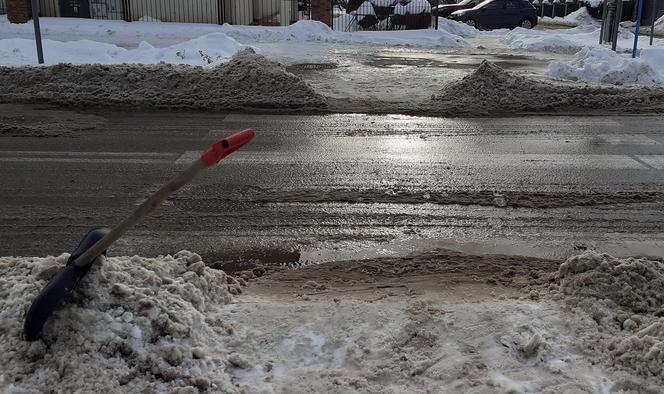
[448,0,538,30]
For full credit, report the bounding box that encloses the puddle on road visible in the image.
[363,52,551,71]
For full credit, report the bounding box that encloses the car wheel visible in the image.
[464,18,476,28]
[519,18,533,29]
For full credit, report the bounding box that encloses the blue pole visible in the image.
[632,0,644,58]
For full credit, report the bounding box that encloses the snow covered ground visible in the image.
[3,250,663,392]
[548,46,664,85]
[0,16,468,66]
[0,33,246,66]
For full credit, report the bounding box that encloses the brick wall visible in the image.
[311,0,331,27]
[7,0,32,23]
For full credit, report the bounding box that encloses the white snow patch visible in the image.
[0,16,467,50]
[371,0,398,6]
[437,17,483,36]
[0,32,247,66]
[503,25,637,52]
[547,46,664,85]
[357,1,377,15]
[405,0,432,14]
[539,7,599,27]
[220,20,469,48]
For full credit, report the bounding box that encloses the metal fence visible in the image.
[334,0,441,31]
[15,0,311,25]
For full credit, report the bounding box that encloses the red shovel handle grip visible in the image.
[201,128,255,167]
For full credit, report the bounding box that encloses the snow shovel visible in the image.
[23,129,255,342]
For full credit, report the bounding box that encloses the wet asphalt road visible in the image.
[1,105,664,266]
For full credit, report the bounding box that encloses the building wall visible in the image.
[6,0,304,24]
[130,0,220,23]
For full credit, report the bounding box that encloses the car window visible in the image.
[481,1,503,9]
[506,0,519,8]
[472,0,493,9]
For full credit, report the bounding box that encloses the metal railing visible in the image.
[0,0,7,15]
[23,0,310,25]
[334,0,441,31]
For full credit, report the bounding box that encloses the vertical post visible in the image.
[632,0,644,57]
[612,0,622,51]
[600,0,608,44]
[122,0,132,22]
[30,0,43,64]
[650,1,657,45]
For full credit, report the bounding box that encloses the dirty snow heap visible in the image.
[432,60,664,115]
[0,49,327,111]
[0,250,245,393]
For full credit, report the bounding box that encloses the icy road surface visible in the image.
[1,105,664,266]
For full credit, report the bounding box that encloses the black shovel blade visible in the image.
[23,228,110,342]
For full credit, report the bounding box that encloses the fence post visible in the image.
[29,0,43,63]
[218,0,225,24]
[122,0,131,22]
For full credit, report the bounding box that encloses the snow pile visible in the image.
[539,7,599,27]
[0,15,225,47]
[555,251,664,381]
[503,25,634,53]
[0,251,244,393]
[548,46,664,86]
[559,252,664,313]
[221,20,468,48]
[0,49,327,111]
[437,17,482,36]
[432,60,664,114]
[0,33,247,67]
[0,16,467,49]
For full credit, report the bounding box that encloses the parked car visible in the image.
[448,0,538,29]
[434,0,483,18]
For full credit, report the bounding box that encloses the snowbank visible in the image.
[548,46,664,85]
[0,16,468,49]
[503,25,635,53]
[432,60,664,114]
[0,251,243,393]
[436,17,483,36]
[0,33,246,66]
[0,49,327,111]
[220,20,469,48]
[539,7,599,27]
[0,15,223,47]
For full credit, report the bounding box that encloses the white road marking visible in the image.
[0,151,176,164]
[600,134,660,145]
[636,155,664,170]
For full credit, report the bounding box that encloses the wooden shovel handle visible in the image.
[71,129,255,268]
